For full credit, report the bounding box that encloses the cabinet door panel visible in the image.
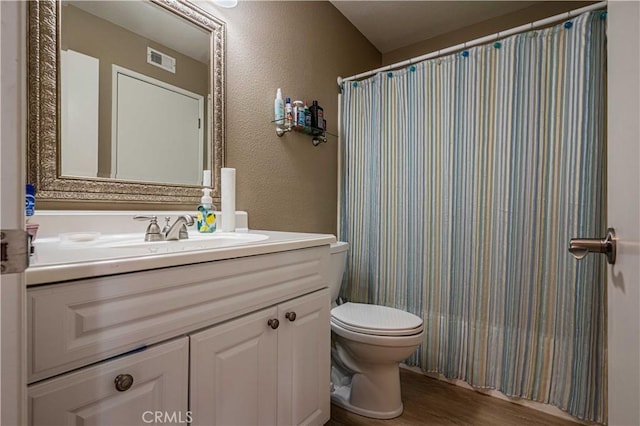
[28,337,189,426]
[277,289,330,426]
[190,307,278,426]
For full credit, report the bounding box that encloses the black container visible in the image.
[309,100,324,130]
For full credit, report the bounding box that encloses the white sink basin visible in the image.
[97,232,268,250]
[27,211,337,286]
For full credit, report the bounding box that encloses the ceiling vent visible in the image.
[147,47,176,74]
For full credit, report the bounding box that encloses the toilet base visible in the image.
[331,383,404,420]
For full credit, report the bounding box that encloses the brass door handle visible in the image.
[569,228,616,264]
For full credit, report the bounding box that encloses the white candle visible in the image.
[221,168,236,232]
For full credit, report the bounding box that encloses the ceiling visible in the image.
[330,1,539,53]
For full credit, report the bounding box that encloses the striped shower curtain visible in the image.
[339,11,607,423]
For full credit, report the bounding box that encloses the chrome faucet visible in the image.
[164,214,195,241]
[134,214,194,241]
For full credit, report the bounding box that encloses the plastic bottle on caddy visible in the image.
[285,97,293,127]
[274,88,284,125]
[293,100,304,129]
[304,102,311,129]
[309,100,324,134]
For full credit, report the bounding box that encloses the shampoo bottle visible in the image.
[197,170,216,233]
[274,88,284,125]
[304,102,311,128]
[310,100,323,130]
[285,97,293,127]
[293,100,304,129]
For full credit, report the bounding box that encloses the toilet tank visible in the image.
[329,242,349,303]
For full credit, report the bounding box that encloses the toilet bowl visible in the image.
[329,242,424,419]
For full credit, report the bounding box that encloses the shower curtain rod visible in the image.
[337,1,607,85]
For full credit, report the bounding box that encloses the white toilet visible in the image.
[329,241,424,419]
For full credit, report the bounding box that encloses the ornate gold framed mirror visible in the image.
[28,0,225,205]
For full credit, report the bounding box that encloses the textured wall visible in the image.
[382,1,596,65]
[212,1,380,234]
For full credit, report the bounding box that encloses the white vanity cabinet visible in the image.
[27,244,332,426]
[28,337,189,426]
[190,288,330,426]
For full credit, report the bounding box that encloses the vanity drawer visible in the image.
[28,246,328,383]
[29,337,189,426]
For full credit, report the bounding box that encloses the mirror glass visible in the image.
[28,0,224,205]
[60,1,210,186]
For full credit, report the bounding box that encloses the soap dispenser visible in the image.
[197,170,216,233]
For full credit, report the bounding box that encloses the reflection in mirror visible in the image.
[28,0,224,205]
[60,1,210,186]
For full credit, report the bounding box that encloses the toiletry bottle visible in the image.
[293,100,304,129]
[310,100,323,130]
[285,97,293,127]
[304,102,311,128]
[25,184,39,254]
[274,88,284,125]
[318,103,324,132]
[197,170,216,233]
[25,184,35,218]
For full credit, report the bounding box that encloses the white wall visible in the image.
[607,1,640,424]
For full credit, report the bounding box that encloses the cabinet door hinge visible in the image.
[0,229,29,274]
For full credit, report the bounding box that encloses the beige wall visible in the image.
[382,1,596,65]
[212,1,380,234]
[61,5,208,177]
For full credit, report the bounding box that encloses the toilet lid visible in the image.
[331,303,424,336]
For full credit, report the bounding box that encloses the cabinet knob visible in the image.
[114,374,134,392]
[267,318,279,329]
[285,312,297,322]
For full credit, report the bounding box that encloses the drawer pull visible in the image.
[267,318,279,329]
[114,374,134,392]
[285,312,297,322]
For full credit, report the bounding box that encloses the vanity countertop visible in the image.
[27,230,335,286]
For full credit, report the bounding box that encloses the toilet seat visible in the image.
[331,303,424,336]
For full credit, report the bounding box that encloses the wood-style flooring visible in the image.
[327,369,578,426]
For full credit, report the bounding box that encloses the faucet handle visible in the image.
[133,215,157,222]
[133,215,163,242]
[161,216,171,234]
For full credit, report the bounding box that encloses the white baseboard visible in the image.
[399,364,599,425]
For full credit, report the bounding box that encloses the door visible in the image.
[113,66,203,185]
[607,2,640,425]
[190,307,278,426]
[28,337,189,426]
[277,289,331,426]
[60,49,99,177]
[1,1,27,425]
